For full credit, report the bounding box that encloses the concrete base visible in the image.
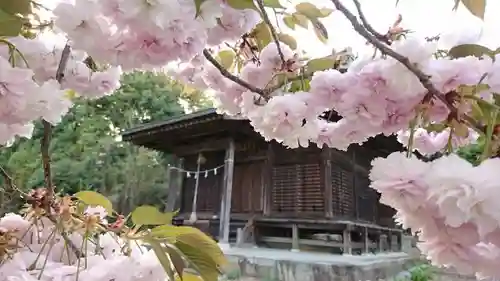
[218,242,232,251]
[221,247,415,281]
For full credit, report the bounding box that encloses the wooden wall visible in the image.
[180,151,224,213]
[177,137,395,226]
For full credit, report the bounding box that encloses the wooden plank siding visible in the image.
[179,151,224,213]
[177,139,396,227]
[231,161,264,213]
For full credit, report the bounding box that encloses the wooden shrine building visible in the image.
[122,108,404,254]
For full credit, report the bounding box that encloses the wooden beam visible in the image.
[262,143,273,216]
[174,138,229,156]
[165,157,184,212]
[220,139,236,244]
[322,148,333,218]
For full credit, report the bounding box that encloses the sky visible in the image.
[282,0,499,57]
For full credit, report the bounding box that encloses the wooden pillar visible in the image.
[396,231,403,251]
[291,224,300,252]
[262,143,274,216]
[377,230,384,252]
[165,157,184,212]
[363,227,369,253]
[322,148,333,218]
[220,139,235,244]
[343,226,352,255]
[387,230,393,252]
[218,186,226,239]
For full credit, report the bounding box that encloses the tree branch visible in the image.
[351,0,391,45]
[330,0,484,132]
[42,43,72,197]
[256,0,286,65]
[202,49,267,97]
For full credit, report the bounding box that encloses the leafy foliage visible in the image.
[457,142,484,165]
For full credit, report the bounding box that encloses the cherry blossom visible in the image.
[3,0,500,278]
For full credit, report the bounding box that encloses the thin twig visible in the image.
[256,0,286,65]
[46,214,84,258]
[351,0,391,45]
[0,166,13,189]
[42,44,71,196]
[330,0,484,132]
[0,166,29,198]
[202,49,267,97]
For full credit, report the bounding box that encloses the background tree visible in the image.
[0,71,212,215]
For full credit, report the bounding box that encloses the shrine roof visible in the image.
[121,108,251,152]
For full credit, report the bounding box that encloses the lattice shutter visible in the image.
[272,164,300,213]
[331,162,354,216]
[300,163,323,212]
[271,163,324,213]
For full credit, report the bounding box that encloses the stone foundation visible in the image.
[222,246,414,281]
[221,246,479,281]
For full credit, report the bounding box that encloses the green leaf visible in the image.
[176,240,221,281]
[288,79,311,92]
[216,50,235,70]
[74,190,113,214]
[295,2,324,19]
[283,15,296,30]
[277,33,297,50]
[152,225,226,281]
[292,13,309,29]
[311,19,328,44]
[252,22,272,50]
[425,123,447,133]
[165,245,186,279]
[0,9,23,37]
[319,8,334,17]
[148,239,176,281]
[226,0,257,10]
[460,0,486,20]
[176,272,203,281]
[263,0,284,8]
[193,0,207,17]
[131,205,174,225]
[306,56,336,72]
[448,44,494,59]
[0,0,31,15]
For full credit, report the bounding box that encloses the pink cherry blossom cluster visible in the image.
[52,0,260,71]
[178,36,493,153]
[370,152,500,279]
[397,128,479,155]
[0,209,168,281]
[0,35,122,146]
